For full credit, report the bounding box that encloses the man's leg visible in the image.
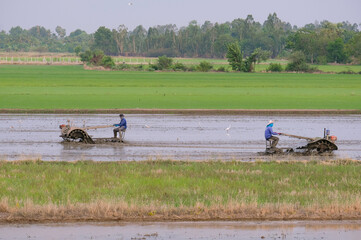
[113,127,120,138]
[270,136,279,148]
[119,126,125,141]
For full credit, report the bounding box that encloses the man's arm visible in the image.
[270,128,279,136]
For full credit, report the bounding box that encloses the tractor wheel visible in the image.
[307,139,337,154]
[68,129,94,144]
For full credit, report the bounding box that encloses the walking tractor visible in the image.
[59,122,126,144]
[266,128,338,155]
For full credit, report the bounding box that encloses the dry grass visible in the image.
[2,199,361,223]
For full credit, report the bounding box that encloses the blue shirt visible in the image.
[265,126,278,140]
[115,118,127,129]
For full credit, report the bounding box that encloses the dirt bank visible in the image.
[1,202,361,224]
[0,108,360,115]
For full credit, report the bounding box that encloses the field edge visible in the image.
[1,108,360,115]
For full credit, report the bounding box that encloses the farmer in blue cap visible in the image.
[113,114,127,139]
[265,120,282,148]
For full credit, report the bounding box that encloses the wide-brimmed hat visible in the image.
[267,120,274,125]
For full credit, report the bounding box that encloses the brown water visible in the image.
[1,221,361,239]
[0,114,360,161]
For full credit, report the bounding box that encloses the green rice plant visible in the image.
[0,65,360,110]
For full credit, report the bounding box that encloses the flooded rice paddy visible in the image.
[1,221,361,240]
[0,114,360,161]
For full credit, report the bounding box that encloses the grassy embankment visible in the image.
[0,65,360,110]
[0,160,360,222]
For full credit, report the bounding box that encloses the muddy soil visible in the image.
[1,221,361,240]
[0,114,360,161]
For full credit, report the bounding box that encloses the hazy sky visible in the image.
[1,0,360,34]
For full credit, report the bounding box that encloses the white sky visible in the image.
[0,0,360,34]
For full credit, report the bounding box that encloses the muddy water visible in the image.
[0,114,360,161]
[1,221,361,239]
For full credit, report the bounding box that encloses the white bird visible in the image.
[145,125,150,128]
[128,2,133,6]
[225,125,231,132]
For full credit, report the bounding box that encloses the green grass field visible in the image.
[0,65,360,110]
[1,160,360,221]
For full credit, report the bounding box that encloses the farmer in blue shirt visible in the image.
[113,114,127,138]
[265,120,282,148]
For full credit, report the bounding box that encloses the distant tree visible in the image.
[197,61,213,72]
[101,55,115,68]
[55,26,66,38]
[327,38,348,63]
[93,26,117,55]
[113,25,128,55]
[213,34,234,58]
[346,32,361,63]
[286,29,318,63]
[0,31,8,49]
[28,26,51,40]
[286,51,316,72]
[172,62,187,71]
[79,50,92,62]
[267,63,283,72]
[69,29,86,38]
[226,42,244,71]
[244,52,257,72]
[156,55,173,70]
[253,48,272,64]
[74,46,82,56]
[131,25,147,54]
[263,13,289,57]
[1,16,361,59]
[66,29,91,53]
[80,49,115,68]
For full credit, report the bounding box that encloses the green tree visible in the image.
[287,29,318,63]
[346,32,361,63]
[263,13,289,57]
[253,48,271,63]
[93,26,117,55]
[286,51,316,72]
[74,46,82,56]
[226,42,243,71]
[197,61,213,72]
[113,25,128,55]
[157,55,173,70]
[213,34,234,58]
[79,50,93,62]
[244,52,257,72]
[267,63,283,72]
[55,26,66,38]
[65,29,91,53]
[80,50,114,68]
[327,38,348,63]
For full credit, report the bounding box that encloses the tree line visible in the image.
[0,13,360,64]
